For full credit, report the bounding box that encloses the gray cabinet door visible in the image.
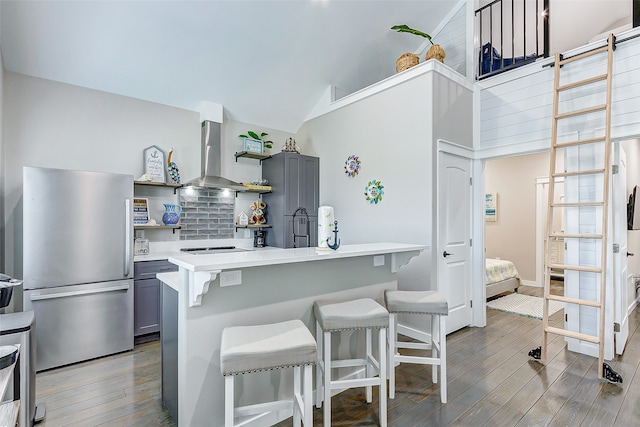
[134,278,160,336]
[161,283,179,422]
[263,153,319,248]
[133,260,178,337]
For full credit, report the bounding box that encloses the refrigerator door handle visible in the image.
[124,198,132,277]
[29,284,130,301]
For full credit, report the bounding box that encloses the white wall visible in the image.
[429,1,467,77]
[298,67,473,302]
[298,73,434,296]
[550,0,631,54]
[2,72,295,276]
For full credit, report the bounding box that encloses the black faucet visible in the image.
[292,207,310,248]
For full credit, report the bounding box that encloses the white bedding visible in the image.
[485,258,521,285]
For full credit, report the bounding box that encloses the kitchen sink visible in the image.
[179,246,249,255]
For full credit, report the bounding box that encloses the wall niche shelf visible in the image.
[234,151,272,163]
[134,181,182,194]
[134,225,181,234]
[234,224,272,232]
[244,187,272,195]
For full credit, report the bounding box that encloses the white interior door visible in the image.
[438,151,472,334]
[613,142,629,355]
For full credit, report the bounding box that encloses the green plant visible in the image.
[239,130,273,149]
[391,24,445,63]
[391,24,434,45]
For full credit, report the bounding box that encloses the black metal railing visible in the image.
[475,0,549,80]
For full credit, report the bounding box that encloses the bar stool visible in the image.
[220,319,317,427]
[313,297,389,427]
[384,290,448,403]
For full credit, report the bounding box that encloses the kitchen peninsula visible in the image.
[159,242,425,426]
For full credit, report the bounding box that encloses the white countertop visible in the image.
[168,242,426,272]
[133,238,265,262]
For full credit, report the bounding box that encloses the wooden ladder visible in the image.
[529,33,622,383]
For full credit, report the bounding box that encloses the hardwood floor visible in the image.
[35,341,174,427]
[35,284,640,426]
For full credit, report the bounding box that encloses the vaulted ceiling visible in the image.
[0,0,460,132]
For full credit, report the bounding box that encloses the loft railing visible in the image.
[475,0,549,79]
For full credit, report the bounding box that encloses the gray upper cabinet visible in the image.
[262,153,319,248]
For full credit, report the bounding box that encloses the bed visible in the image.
[485,258,521,299]
[479,42,538,77]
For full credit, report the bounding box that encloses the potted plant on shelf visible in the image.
[391,24,446,72]
[239,130,274,154]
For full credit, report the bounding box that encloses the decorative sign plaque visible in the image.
[143,145,166,183]
[133,198,150,225]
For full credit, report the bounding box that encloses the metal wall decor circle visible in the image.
[344,155,361,177]
[364,180,384,204]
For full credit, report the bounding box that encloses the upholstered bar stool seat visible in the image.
[313,297,389,427]
[384,290,448,403]
[220,319,316,427]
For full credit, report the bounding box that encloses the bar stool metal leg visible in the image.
[378,327,387,426]
[388,312,397,399]
[315,321,324,409]
[365,328,373,403]
[439,314,447,403]
[323,329,331,427]
[225,376,234,427]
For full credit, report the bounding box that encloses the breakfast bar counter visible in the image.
[162,242,425,426]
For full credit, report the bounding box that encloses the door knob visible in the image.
[628,252,635,257]
[443,251,452,257]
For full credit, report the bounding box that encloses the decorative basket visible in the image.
[425,44,446,63]
[395,52,420,73]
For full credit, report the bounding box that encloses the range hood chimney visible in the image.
[183,120,247,191]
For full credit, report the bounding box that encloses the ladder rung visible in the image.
[546,294,601,308]
[557,73,608,92]
[558,45,610,66]
[555,136,606,149]
[555,104,607,120]
[549,263,602,273]
[548,232,603,239]
[552,168,605,178]
[551,201,603,207]
[545,326,601,344]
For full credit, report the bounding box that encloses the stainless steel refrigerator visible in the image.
[23,166,134,371]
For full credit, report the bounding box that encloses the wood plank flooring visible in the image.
[35,284,640,426]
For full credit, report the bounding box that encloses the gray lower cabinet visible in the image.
[133,260,178,340]
[262,152,319,248]
[161,282,178,422]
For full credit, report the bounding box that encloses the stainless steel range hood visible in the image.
[183,120,247,191]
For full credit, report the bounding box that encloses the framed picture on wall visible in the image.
[485,193,498,222]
